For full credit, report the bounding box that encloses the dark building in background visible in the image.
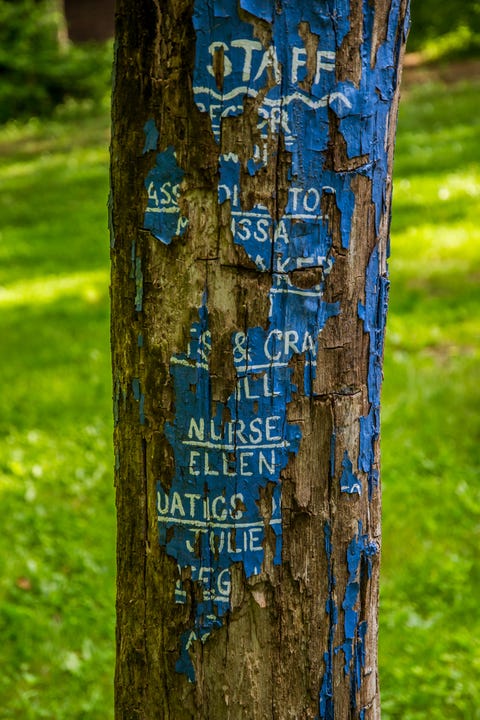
[64,0,114,42]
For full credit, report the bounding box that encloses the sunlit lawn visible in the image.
[381,78,480,719]
[0,75,478,718]
[0,105,114,718]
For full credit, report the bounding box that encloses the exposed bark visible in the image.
[110,1,409,718]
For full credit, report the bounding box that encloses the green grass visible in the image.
[0,75,478,718]
[381,79,480,719]
[0,103,114,718]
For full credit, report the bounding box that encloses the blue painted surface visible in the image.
[340,450,362,495]
[339,521,378,706]
[160,297,301,678]
[319,521,337,720]
[149,0,408,700]
[143,145,188,244]
[134,256,143,312]
[358,246,390,499]
[142,118,159,154]
[132,378,145,426]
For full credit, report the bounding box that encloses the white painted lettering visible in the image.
[159,182,173,205]
[184,492,201,517]
[170,491,186,517]
[263,373,280,397]
[189,450,201,476]
[248,417,263,444]
[292,47,307,84]
[239,451,254,476]
[207,41,233,78]
[249,527,263,552]
[185,528,201,553]
[284,329,300,355]
[204,451,219,476]
[217,568,231,596]
[188,417,204,441]
[259,449,276,475]
[274,219,289,244]
[157,489,168,515]
[235,419,248,444]
[222,452,236,477]
[265,416,282,442]
[253,45,281,84]
[237,218,251,242]
[231,39,263,81]
[233,331,247,362]
[301,332,316,354]
[314,50,335,84]
[275,256,290,273]
[199,330,211,362]
[264,329,283,361]
[230,492,244,520]
[289,187,302,212]
[175,215,188,235]
[211,495,227,521]
[303,187,321,213]
[254,217,270,242]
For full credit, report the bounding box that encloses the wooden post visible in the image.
[110,1,410,717]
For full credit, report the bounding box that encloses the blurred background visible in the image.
[0,1,478,717]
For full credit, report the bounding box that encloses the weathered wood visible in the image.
[110,1,409,718]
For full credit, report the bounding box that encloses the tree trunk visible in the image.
[110,1,409,718]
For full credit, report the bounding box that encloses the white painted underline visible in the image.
[145,206,179,214]
[170,357,209,371]
[157,517,281,529]
[180,440,289,450]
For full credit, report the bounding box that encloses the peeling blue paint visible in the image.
[143,146,188,244]
[132,378,145,426]
[130,240,136,279]
[358,245,389,499]
[329,432,336,480]
[160,298,302,679]
[338,521,378,705]
[156,0,406,692]
[319,521,337,720]
[134,256,143,312]
[340,450,362,495]
[142,118,159,154]
[193,0,406,254]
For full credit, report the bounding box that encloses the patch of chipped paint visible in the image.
[130,240,136,279]
[319,521,337,720]
[338,521,378,703]
[193,0,407,254]
[143,118,159,154]
[144,146,188,244]
[358,245,389,499]
[134,256,143,312]
[113,380,121,426]
[162,0,407,690]
[340,450,362,495]
[132,377,145,426]
[160,297,302,679]
[329,432,336,479]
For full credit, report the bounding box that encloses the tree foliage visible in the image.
[409,0,480,53]
[0,0,111,123]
